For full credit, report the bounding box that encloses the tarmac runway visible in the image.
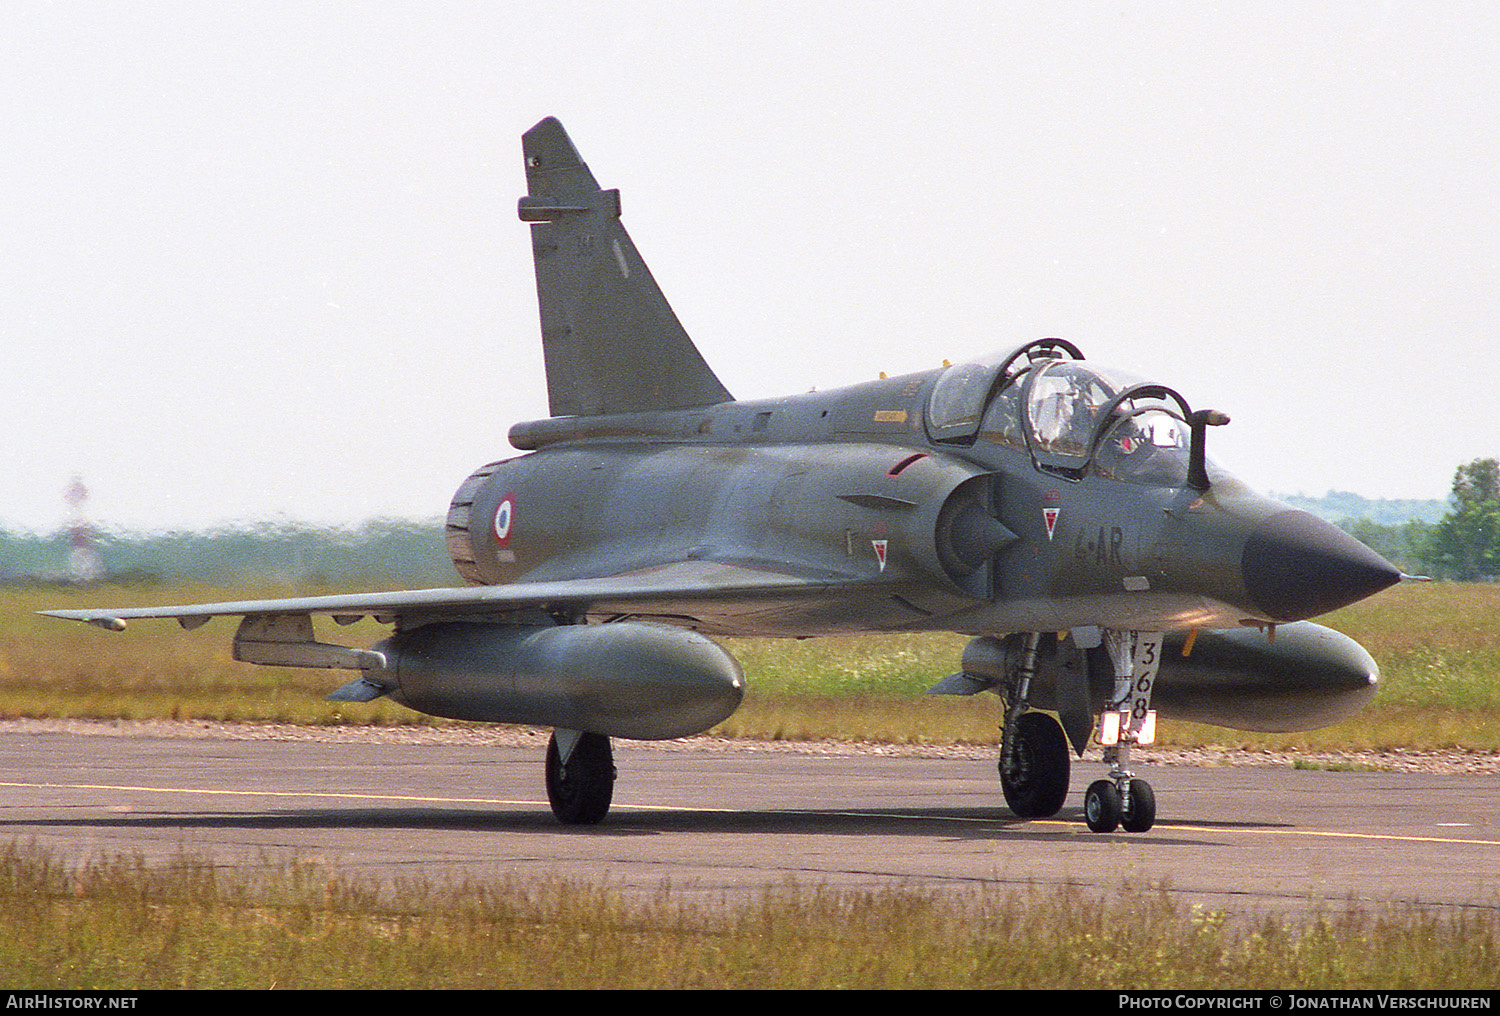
[2,722,1497,918]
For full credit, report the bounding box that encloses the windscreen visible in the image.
[1025,361,1140,465]
[1092,410,1191,486]
[926,360,1000,434]
[974,359,1193,486]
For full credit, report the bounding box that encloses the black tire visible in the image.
[545,731,615,825]
[1000,712,1070,819]
[1121,777,1156,833]
[1084,779,1121,833]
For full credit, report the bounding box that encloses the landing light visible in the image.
[1098,712,1119,745]
[1097,710,1157,747]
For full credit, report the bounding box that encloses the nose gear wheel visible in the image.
[1121,776,1156,832]
[1084,779,1121,833]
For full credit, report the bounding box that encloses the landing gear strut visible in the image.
[545,729,615,825]
[1088,630,1163,833]
[999,633,1070,819]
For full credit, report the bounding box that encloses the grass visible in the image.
[0,582,428,726]
[5,582,1500,989]
[2,580,1498,751]
[3,841,1495,989]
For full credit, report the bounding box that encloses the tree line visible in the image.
[0,518,454,587]
[3,459,1497,586]
[1340,458,1499,580]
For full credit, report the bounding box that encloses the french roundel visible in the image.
[494,496,514,544]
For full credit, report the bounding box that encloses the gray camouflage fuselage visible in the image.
[449,371,1384,640]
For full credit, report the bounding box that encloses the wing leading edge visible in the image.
[41,560,860,633]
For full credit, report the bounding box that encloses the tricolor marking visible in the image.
[494,495,515,545]
[1043,507,1060,541]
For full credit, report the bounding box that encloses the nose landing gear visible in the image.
[1084,773,1155,833]
[1085,630,1163,833]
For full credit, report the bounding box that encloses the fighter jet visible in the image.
[45,118,1402,833]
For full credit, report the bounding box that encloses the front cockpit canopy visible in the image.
[925,339,1195,486]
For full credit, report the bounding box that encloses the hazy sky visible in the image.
[3,2,1496,533]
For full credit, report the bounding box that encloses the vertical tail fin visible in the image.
[519,118,733,417]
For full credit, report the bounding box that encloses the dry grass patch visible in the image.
[2,842,1495,989]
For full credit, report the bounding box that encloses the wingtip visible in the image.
[39,611,127,631]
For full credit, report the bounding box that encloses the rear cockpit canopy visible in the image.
[925,339,1195,486]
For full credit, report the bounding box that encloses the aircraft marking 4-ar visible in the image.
[46,118,1403,834]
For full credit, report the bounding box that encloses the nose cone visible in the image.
[1242,510,1401,621]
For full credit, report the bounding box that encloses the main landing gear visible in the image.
[998,632,1070,820]
[1000,711,1070,818]
[545,729,616,825]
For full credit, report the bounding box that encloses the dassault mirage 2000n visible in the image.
[47,117,1403,833]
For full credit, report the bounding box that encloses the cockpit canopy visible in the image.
[925,339,1196,486]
